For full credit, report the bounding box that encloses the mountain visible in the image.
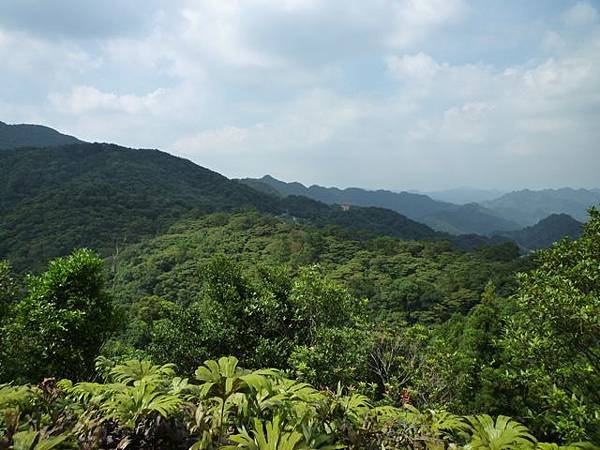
[246,175,456,218]
[483,188,600,226]
[243,175,519,236]
[424,187,506,204]
[495,213,583,251]
[0,120,82,149]
[0,143,437,271]
[419,203,521,235]
[110,210,527,322]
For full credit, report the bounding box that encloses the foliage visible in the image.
[2,357,593,450]
[110,211,527,324]
[0,249,118,383]
[502,208,600,442]
[0,144,446,273]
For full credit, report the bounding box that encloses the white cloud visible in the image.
[1,1,599,190]
[386,52,440,80]
[562,1,598,27]
[0,27,97,74]
[522,57,594,97]
[387,0,466,48]
[48,86,167,115]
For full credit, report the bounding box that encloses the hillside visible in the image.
[109,211,527,323]
[243,175,520,235]
[495,213,583,251]
[245,175,455,218]
[0,144,437,271]
[419,203,521,235]
[0,120,82,149]
[483,188,600,225]
[424,187,506,204]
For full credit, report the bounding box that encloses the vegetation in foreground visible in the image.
[1,357,597,449]
[0,209,598,448]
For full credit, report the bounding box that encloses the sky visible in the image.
[1,0,599,191]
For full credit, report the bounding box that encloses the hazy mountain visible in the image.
[0,120,82,149]
[246,175,456,218]
[495,214,583,251]
[419,203,521,236]
[0,143,437,270]
[244,176,519,236]
[424,188,506,204]
[483,188,600,226]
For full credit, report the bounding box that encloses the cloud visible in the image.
[562,1,598,27]
[0,0,163,38]
[48,86,167,115]
[0,0,599,190]
[386,52,440,80]
[386,0,466,48]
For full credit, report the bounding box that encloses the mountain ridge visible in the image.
[483,188,600,225]
[494,213,583,251]
[242,175,521,235]
[0,120,83,149]
[0,143,439,271]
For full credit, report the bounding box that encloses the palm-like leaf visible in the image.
[0,384,38,409]
[465,414,537,450]
[108,360,176,385]
[223,416,304,450]
[11,431,72,450]
[537,444,600,450]
[101,381,181,428]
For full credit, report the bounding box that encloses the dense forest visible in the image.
[0,144,454,273]
[1,205,599,448]
[1,143,512,274]
[241,176,593,239]
[0,121,81,150]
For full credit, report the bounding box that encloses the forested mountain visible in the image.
[424,187,506,204]
[243,175,456,218]
[483,188,600,225]
[109,211,526,323]
[245,176,600,242]
[419,203,521,235]
[0,143,438,271]
[242,175,517,235]
[0,127,598,447]
[0,120,82,149]
[495,213,583,251]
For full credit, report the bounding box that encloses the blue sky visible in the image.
[1,0,599,190]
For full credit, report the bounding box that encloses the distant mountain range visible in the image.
[0,143,443,271]
[0,120,593,270]
[0,120,82,149]
[423,188,506,204]
[241,176,521,235]
[483,188,600,225]
[494,213,583,252]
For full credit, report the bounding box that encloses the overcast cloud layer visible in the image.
[1,0,599,190]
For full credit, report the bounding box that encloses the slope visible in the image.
[243,175,520,236]
[0,143,437,271]
[483,188,600,225]
[0,120,82,149]
[419,203,521,235]
[494,213,583,251]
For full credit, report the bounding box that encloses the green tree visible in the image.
[0,249,117,382]
[503,208,600,442]
[0,261,18,322]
